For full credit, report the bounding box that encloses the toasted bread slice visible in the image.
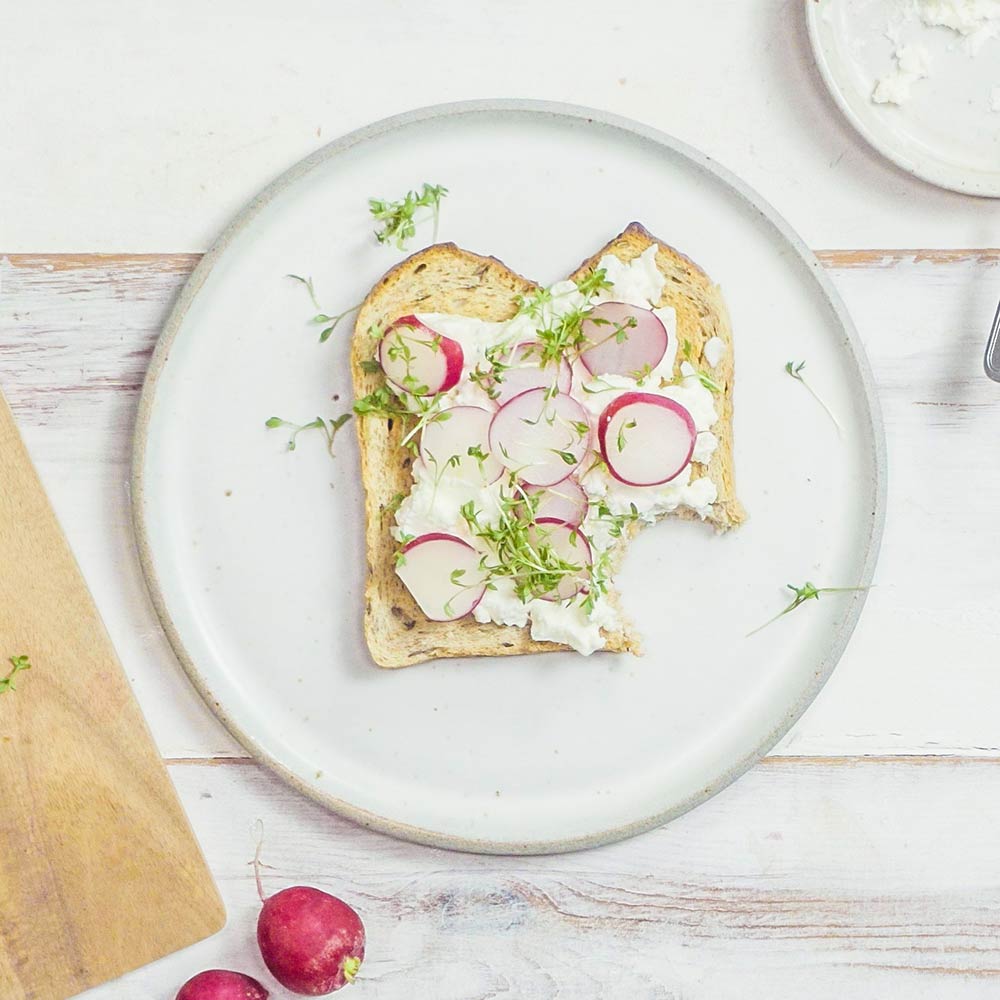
[568,222,745,531]
[352,226,743,668]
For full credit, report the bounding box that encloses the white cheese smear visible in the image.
[873,44,930,105]
[872,0,1000,106]
[388,245,722,655]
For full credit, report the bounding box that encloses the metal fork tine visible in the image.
[986,298,1000,381]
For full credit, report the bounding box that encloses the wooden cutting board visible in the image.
[0,391,225,1000]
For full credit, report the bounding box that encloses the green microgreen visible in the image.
[592,499,641,539]
[0,655,31,694]
[369,182,449,249]
[785,361,842,434]
[748,581,869,636]
[467,444,489,474]
[265,412,353,456]
[575,267,613,298]
[458,482,588,604]
[287,274,360,342]
[694,370,723,394]
[669,366,722,394]
[394,532,415,568]
[511,269,634,371]
[616,418,637,453]
[631,362,654,384]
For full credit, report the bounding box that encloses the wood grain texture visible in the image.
[3,250,999,758]
[0,392,224,1000]
[79,758,1000,998]
[2,249,1000,998]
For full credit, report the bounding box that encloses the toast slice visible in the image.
[568,222,745,531]
[352,226,743,668]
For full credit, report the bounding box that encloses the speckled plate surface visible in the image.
[808,0,1000,197]
[133,101,885,854]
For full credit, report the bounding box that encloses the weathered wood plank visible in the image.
[2,251,999,760]
[75,758,1000,998]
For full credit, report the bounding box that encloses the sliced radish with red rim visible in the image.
[378,315,464,396]
[488,388,590,487]
[523,479,588,526]
[580,301,667,379]
[598,392,695,487]
[419,406,503,485]
[396,533,486,621]
[492,341,572,405]
[526,517,592,601]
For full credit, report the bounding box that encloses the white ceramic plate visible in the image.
[133,101,885,854]
[807,0,1000,197]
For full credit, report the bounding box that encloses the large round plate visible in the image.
[133,100,885,854]
[807,0,1000,197]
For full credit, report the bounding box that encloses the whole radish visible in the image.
[257,885,365,995]
[175,969,269,1000]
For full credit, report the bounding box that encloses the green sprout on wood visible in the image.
[0,655,32,694]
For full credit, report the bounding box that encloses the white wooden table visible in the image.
[4,2,1000,996]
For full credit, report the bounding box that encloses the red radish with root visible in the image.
[253,838,365,996]
[488,388,590,487]
[419,406,503,485]
[378,315,464,395]
[257,887,364,996]
[598,392,696,487]
[579,301,667,378]
[527,518,592,600]
[396,533,486,621]
[492,341,573,405]
[175,970,269,1000]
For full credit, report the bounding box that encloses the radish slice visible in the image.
[378,315,464,396]
[396,533,486,621]
[524,479,588,526]
[598,392,696,486]
[419,406,503,485]
[527,517,592,601]
[580,302,667,378]
[488,388,590,487]
[493,341,572,405]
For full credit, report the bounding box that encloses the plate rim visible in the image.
[131,98,888,855]
[805,0,1000,199]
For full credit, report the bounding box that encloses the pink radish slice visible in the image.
[524,479,588,526]
[493,341,573,405]
[378,315,464,395]
[598,392,696,487]
[527,517,592,601]
[488,388,590,487]
[396,533,486,621]
[579,301,667,378]
[419,406,503,485]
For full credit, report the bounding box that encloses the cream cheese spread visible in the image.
[384,246,722,654]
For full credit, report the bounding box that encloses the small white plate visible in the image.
[807,0,1000,197]
[133,101,885,854]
